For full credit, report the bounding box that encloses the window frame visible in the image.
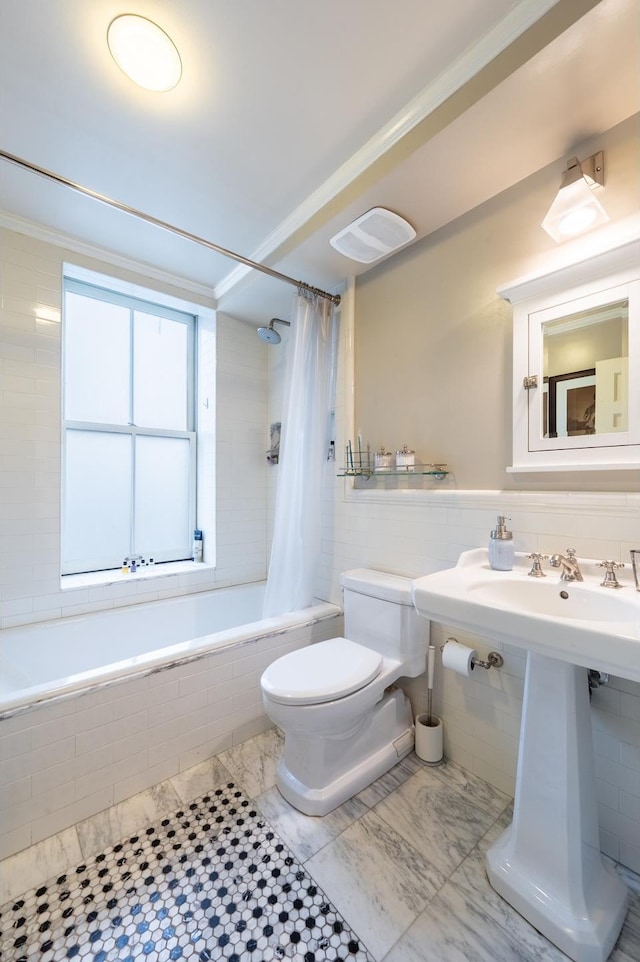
[61,277,197,575]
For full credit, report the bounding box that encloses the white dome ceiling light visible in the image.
[107,14,182,92]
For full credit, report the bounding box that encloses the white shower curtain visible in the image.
[263,291,337,617]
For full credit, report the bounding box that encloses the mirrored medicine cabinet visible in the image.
[500,237,640,472]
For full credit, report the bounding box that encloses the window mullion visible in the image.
[129,307,135,557]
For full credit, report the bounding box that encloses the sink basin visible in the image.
[467,573,640,622]
[412,548,640,682]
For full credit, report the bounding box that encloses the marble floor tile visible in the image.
[612,894,640,962]
[256,785,369,862]
[447,814,568,961]
[75,778,181,861]
[372,765,500,880]
[355,752,426,809]
[218,726,283,798]
[170,754,234,803]
[382,877,551,962]
[423,757,512,819]
[449,809,640,962]
[617,862,640,896]
[582,898,636,962]
[0,827,82,907]
[305,809,444,960]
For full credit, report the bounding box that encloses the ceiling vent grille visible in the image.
[329,207,416,264]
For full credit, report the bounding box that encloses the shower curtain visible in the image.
[263,291,337,617]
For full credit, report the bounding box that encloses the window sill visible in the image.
[61,561,216,591]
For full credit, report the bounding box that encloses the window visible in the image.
[61,278,197,574]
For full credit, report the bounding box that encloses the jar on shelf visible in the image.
[395,445,415,472]
[374,446,394,472]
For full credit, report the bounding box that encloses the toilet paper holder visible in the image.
[442,638,504,671]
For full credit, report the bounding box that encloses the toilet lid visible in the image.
[261,637,383,706]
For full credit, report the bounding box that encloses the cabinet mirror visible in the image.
[502,238,640,472]
[541,295,628,441]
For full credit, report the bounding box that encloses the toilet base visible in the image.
[275,688,415,816]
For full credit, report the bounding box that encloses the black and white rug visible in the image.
[0,783,373,962]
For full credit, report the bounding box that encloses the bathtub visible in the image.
[0,583,342,860]
[0,582,340,716]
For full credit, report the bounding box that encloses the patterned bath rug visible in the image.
[0,783,373,962]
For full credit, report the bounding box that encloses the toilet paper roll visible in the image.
[442,639,477,677]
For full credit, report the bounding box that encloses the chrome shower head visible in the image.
[257,318,290,344]
[257,324,281,344]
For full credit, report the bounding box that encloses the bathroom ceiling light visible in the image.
[542,152,608,243]
[107,15,182,92]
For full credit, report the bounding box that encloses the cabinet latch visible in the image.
[522,375,538,390]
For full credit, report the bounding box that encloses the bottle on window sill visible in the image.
[193,529,204,562]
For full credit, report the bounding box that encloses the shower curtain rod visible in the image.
[0,148,341,306]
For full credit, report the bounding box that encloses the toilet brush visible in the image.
[426,644,435,724]
[415,643,443,764]
[415,645,443,765]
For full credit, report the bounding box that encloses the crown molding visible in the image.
[0,211,217,302]
[497,235,640,305]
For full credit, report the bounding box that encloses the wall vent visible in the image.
[329,207,416,264]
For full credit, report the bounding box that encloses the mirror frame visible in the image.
[499,237,640,473]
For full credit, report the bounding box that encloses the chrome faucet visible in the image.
[549,548,583,582]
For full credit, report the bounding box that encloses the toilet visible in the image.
[260,568,428,816]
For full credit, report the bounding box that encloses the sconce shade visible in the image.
[107,15,182,92]
[542,155,608,243]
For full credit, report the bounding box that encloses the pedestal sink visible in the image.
[412,549,640,962]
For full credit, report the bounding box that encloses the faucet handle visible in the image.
[565,548,577,559]
[526,553,549,577]
[596,560,624,589]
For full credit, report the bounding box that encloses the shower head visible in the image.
[257,324,281,344]
[257,318,290,344]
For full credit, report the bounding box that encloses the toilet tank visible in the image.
[340,569,428,678]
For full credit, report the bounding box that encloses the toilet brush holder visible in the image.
[415,713,443,765]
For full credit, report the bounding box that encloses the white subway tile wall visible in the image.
[317,289,640,873]
[0,613,342,859]
[0,227,269,628]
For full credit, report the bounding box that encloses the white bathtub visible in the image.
[0,581,339,716]
[0,584,342,859]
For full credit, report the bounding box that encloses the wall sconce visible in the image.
[542,152,609,243]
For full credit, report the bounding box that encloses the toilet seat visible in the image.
[261,637,382,706]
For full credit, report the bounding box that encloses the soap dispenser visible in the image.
[489,515,514,571]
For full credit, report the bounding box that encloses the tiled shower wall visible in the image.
[317,284,640,873]
[0,225,270,628]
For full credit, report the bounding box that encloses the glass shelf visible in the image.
[338,463,449,480]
